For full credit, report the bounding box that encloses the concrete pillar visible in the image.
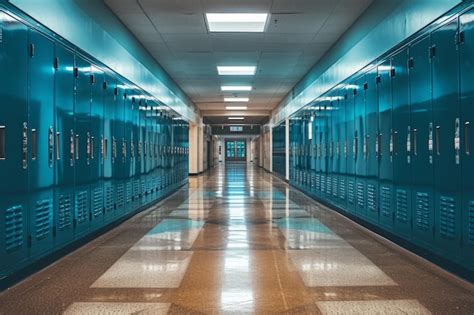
[189,117,205,175]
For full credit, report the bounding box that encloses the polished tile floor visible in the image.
[1,163,474,314]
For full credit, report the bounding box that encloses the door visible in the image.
[226,140,246,161]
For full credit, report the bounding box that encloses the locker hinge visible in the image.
[27,235,32,248]
[429,45,436,59]
[389,68,396,78]
[52,226,57,237]
[375,75,381,84]
[363,82,368,90]
[73,67,79,78]
[103,81,107,90]
[102,207,106,215]
[28,43,34,58]
[407,57,414,69]
[456,31,465,45]
[53,57,59,70]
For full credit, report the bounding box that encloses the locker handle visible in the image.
[101,135,105,161]
[0,126,5,160]
[393,131,398,155]
[48,127,54,167]
[56,132,61,161]
[75,134,80,160]
[466,122,471,155]
[22,122,28,169]
[31,129,37,161]
[91,136,95,160]
[86,132,91,164]
[413,129,418,156]
[435,126,440,156]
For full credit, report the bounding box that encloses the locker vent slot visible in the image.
[35,199,51,240]
[93,188,103,218]
[332,177,338,197]
[58,194,72,230]
[0,126,5,159]
[315,174,320,191]
[75,191,88,224]
[105,186,114,212]
[321,175,326,193]
[395,189,408,223]
[348,180,355,205]
[468,201,474,245]
[141,179,146,195]
[357,182,365,208]
[126,182,132,203]
[415,192,430,230]
[367,184,377,213]
[439,196,456,239]
[116,184,124,208]
[381,186,392,217]
[5,205,24,251]
[339,178,346,200]
[133,180,140,197]
[326,175,331,195]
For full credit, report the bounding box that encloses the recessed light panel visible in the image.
[226,106,247,110]
[206,13,268,32]
[221,86,252,91]
[228,117,245,120]
[217,66,256,76]
[224,97,249,102]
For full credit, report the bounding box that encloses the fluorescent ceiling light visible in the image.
[228,117,245,120]
[217,66,256,75]
[224,97,249,102]
[221,86,252,91]
[206,13,268,32]
[226,106,247,110]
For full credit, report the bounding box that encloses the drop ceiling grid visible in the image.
[105,0,373,124]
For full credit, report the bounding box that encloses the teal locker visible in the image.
[73,56,91,236]
[392,47,412,237]
[459,8,474,271]
[0,12,29,276]
[27,30,55,258]
[365,68,379,223]
[409,35,434,248]
[123,93,133,212]
[378,60,393,229]
[113,83,125,215]
[54,44,75,247]
[346,87,356,213]
[338,92,348,207]
[354,77,366,217]
[90,67,105,229]
[431,18,462,256]
[131,97,141,208]
[332,95,341,204]
[103,75,115,222]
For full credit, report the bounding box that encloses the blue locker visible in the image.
[365,68,379,223]
[131,97,140,209]
[27,30,55,258]
[90,66,104,229]
[378,60,394,229]
[123,92,133,212]
[460,8,474,271]
[332,95,341,204]
[103,75,115,222]
[338,91,348,208]
[354,76,366,217]
[346,86,356,213]
[54,44,75,247]
[409,35,434,248]
[431,18,462,256]
[0,12,29,276]
[73,56,91,236]
[113,83,125,215]
[392,47,412,237]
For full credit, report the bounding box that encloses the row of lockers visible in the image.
[275,7,474,277]
[272,124,286,177]
[0,11,189,279]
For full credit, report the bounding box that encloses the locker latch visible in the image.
[407,57,414,69]
[28,43,34,58]
[429,45,436,59]
[53,57,59,70]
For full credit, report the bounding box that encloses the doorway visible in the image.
[225,140,246,162]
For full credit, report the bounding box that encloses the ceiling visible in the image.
[105,0,373,125]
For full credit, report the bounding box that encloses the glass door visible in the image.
[226,140,246,161]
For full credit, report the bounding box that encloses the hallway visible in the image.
[1,164,473,314]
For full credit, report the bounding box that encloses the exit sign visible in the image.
[230,126,243,132]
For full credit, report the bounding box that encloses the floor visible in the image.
[1,163,474,314]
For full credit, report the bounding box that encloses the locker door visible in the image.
[338,92,348,208]
[378,60,393,228]
[460,9,474,270]
[103,75,115,222]
[320,105,328,196]
[325,101,333,199]
[365,68,379,223]
[90,66,104,229]
[310,114,316,192]
[409,35,434,247]
[113,84,125,214]
[123,93,133,211]
[54,44,75,247]
[132,97,140,208]
[346,87,356,213]
[73,56,91,236]
[302,115,308,188]
[27,30,55,258]
[392,48,412,237]
[431,18,462,256]
[354,77,366,217]
[139,100,147,203]
[332,95,341,204]
[315,109,322,193]
[0,13,29,276]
